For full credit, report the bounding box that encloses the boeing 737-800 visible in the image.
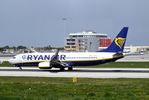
[9,27,128,71]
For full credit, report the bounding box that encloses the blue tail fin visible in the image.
[99,27,128,53]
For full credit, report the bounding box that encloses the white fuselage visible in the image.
[9,52,118,67]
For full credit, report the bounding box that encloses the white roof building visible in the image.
[64,31,109,52]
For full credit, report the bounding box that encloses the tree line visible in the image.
[0,45,64,52]
[0,45,27,51]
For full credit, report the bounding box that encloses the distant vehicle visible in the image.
[9,27,128,71]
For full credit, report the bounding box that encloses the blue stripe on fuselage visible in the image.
[64,57,120,66]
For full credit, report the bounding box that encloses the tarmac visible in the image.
[0,67,149,78]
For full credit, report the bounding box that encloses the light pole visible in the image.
[62,18,67,50]
[62,18,67,38]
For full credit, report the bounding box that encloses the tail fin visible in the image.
[99,27,128,53]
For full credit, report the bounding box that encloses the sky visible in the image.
[0,0,149,47]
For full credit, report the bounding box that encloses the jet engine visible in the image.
[38,62,52,69]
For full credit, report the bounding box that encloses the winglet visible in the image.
[99,27,128,53]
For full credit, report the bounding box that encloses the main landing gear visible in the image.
[68,66,73,71]
[60,67,65,71]
[59,66,73,71]
[15,65,22,70]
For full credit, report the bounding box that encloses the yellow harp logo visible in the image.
[114,37,125,48]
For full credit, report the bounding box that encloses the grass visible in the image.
[0,61,14,67]
[0,77,149,100]
[75,62,149,68]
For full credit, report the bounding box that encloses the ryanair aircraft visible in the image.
[9,27,128,71]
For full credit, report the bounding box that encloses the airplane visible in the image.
[9,27,128,71]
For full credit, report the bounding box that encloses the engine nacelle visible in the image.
[38,62,52,69]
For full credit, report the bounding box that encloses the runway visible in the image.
[0,67,149,78]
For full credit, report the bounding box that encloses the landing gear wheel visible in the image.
[68,67,73,71]
[60,67,65,71]
[19,66,22,70]
[16,65,22,70]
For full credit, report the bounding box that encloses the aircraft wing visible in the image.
[50,49,68,70]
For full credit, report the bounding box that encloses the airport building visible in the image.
[124,46,149,54]
[64,31,111,52]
